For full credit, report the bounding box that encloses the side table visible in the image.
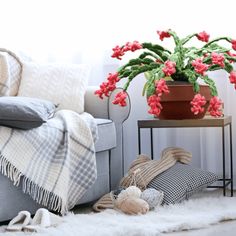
[137,116,233,196]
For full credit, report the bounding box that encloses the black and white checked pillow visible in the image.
[148,162,219,205]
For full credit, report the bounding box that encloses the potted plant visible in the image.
[95,29,236,119]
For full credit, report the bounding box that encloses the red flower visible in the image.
[157,30,171,41]
[208,96,223,117]
[95,72,120,99]
[190,94,206,115]
[112,91,127,107]
[147,94,162,116]
[191,58,209,75]
[227,51,236,63]
[211,52,225,68]
[155,79,169,96]
[123,41,142,52]
[196,31,210,42]
[231,39,236,51]
[111,45,125,60]
[95,81,116,99]
[227,51,236,57]
[107,72,120,84]
[229,71,236,89]
[162,60,176,76]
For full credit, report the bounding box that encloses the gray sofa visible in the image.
[0,49,130,222]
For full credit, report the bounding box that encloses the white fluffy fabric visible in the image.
[18,62,90,114]
[1,193,236,235]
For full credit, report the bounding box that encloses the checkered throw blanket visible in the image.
[0,110,98,214]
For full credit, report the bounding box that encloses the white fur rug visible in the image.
[1,192,236,235]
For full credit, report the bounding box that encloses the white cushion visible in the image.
[18,62,90,114]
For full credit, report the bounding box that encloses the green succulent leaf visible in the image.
[142,42,170,60]
[208,64,222,71]
[224,61,234,73]
[146,83,156,97]
[201,75,218,96]
[169,53,179,63]
[119,69,132,78]
[139,52,160,60]
[183,69,199,92]
[142,42,166,52]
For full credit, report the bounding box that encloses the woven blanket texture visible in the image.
[0,110,98,214]
[0,48,22,96]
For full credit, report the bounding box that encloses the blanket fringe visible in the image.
[0,153,67,214]
[0,153,22,185]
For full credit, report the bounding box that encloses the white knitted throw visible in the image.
[0,111,98,213]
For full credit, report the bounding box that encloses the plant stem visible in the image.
[202,37,231,48]
[181,33,196,45]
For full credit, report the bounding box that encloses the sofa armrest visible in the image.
[84,86,109,119]
[85,86,131,189]
[84,86,130,122]
[108,88,130,124]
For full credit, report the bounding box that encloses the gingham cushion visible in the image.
[148,162,219,205]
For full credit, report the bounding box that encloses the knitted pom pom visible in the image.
[116,197,149,215]
[117,186,142,203]
[140,188,164,209]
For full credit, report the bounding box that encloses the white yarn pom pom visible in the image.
[117,186,142,203]
[140,188,164,209]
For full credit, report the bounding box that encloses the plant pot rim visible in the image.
[165,81,209,87]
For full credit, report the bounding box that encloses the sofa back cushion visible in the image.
[18,62,90,114]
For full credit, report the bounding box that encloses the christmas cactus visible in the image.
[95,29,236,117]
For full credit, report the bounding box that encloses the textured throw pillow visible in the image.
[0,96,56,129]
[148,162,219,205]
[17,62,91,114]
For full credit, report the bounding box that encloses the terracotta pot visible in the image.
[158,82,212,120]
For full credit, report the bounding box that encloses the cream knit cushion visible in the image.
[18,62,91,114]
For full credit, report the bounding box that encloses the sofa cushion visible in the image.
[0,96,56,129]
[18,62,91,114]
[95,119,116,152]
[148,162,219,205]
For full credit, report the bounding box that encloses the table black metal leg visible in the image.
[150,128,153,160]
[222,126,226,196]
[108,150,111,191]
[138,127,141,154]
[230,123,234,196]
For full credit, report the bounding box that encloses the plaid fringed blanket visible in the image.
[0,110,98,214]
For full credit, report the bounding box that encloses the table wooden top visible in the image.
[138,115,232,128]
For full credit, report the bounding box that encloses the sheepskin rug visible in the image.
[1,192,236,235]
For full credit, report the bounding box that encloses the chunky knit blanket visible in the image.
[0,110,98,214]
[93,147,192,212]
